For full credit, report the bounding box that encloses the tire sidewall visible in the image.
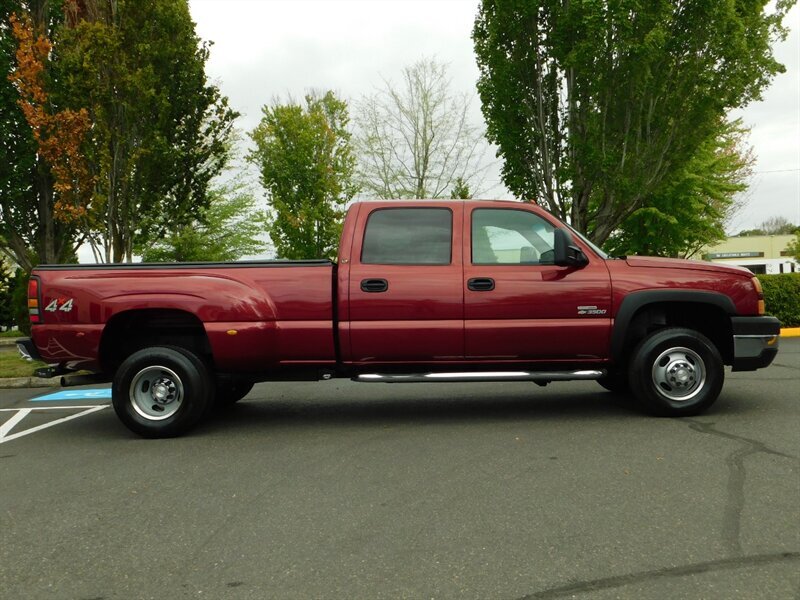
[112,346,212,438]
[597,369,630,394]
[629,328,724,417]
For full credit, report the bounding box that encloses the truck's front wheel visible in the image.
[112,346,212,438]
[629,328,724,417]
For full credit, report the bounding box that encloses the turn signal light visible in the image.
[752,277,763,295]
[752,277,765,315]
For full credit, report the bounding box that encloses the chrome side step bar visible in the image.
[355,370,606,383]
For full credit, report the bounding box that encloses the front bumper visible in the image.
[731,316,780,371]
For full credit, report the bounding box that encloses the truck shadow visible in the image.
[200,387,645,434]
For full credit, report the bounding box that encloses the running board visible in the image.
[355,370,606,383]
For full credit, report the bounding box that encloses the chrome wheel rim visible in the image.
[129,365,184,421]
[651,346,706,402]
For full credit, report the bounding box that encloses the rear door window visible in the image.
[361,208,453,265]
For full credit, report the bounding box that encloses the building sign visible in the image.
[705,251,764,259]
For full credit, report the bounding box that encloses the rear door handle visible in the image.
[467,277,495,291]
[361,278,389,293]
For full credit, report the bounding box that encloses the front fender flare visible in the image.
[611,290,736,363]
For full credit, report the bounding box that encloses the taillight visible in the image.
[752,277,765,315]
[28,276,41,324]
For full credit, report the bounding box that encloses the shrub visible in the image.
[760,273,800,327]
[11,269,31,336]
[0,263,14,330]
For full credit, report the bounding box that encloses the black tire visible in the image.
[112,346,212,438]
[597,370,630,394]
[628,327,723,417]
[214,380,254,407]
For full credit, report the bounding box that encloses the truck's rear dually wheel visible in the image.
[629,327,723,417]
[112,346,212,438]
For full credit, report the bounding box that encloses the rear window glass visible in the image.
[361,208,452,265]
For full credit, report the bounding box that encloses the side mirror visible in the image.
[553,228,589,268]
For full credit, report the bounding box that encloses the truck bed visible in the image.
[30,260,337,372]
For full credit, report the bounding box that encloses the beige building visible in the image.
[700,234,797,274]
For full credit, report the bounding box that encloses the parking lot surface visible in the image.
[1,340,798,599]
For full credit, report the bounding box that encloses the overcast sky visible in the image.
[188,0,800,233]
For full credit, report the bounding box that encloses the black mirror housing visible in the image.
[553,228,589,267]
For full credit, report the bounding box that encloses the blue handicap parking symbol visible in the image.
[32,388,112,402]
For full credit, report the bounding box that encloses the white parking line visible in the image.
[0,405,108,444]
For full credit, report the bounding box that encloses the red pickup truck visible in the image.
[19,200,780,438]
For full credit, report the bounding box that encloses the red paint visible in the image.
[30,200,765,375]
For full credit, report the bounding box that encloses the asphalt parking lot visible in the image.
[1,340,798,600]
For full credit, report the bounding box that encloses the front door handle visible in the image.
[361,278,389,293]
[467,277,495,291]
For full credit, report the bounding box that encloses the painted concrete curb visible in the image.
[781,328,800,338]
[0,376,61,389]
[0,338,19,347]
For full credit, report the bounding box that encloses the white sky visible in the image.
[189,0,800,233]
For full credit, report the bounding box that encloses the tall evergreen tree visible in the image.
[53,0,237,261]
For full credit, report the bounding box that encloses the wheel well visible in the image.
[620,302,733,365]
[99,309,212,375]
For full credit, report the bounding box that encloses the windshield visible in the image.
[565,223,610,259]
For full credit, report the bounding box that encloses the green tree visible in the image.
[1,0,80,270]
[354,58,488,199]
[756,216,797,235]
[249,91,358,260]
[52,0,237,262]
[138,178,268,263]
[450,177,472,199]
[785,234,800,262]
[606,119,752,258]
[473,0,793,245]
[738,217,799,236]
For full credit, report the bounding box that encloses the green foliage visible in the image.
[738,217,798,236]
[1,0,76,269]
[760,274,800,327]
[0,261,15,330]
[43,0,236,262]
[138,178,268,263]
[249,91,358,260]
[473,0,792,245]
[450,177,472,199]
[606,119,752,258]
[10,267,30,335]
[785,234,800,262]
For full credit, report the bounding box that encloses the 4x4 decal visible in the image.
[44,298,74,312]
